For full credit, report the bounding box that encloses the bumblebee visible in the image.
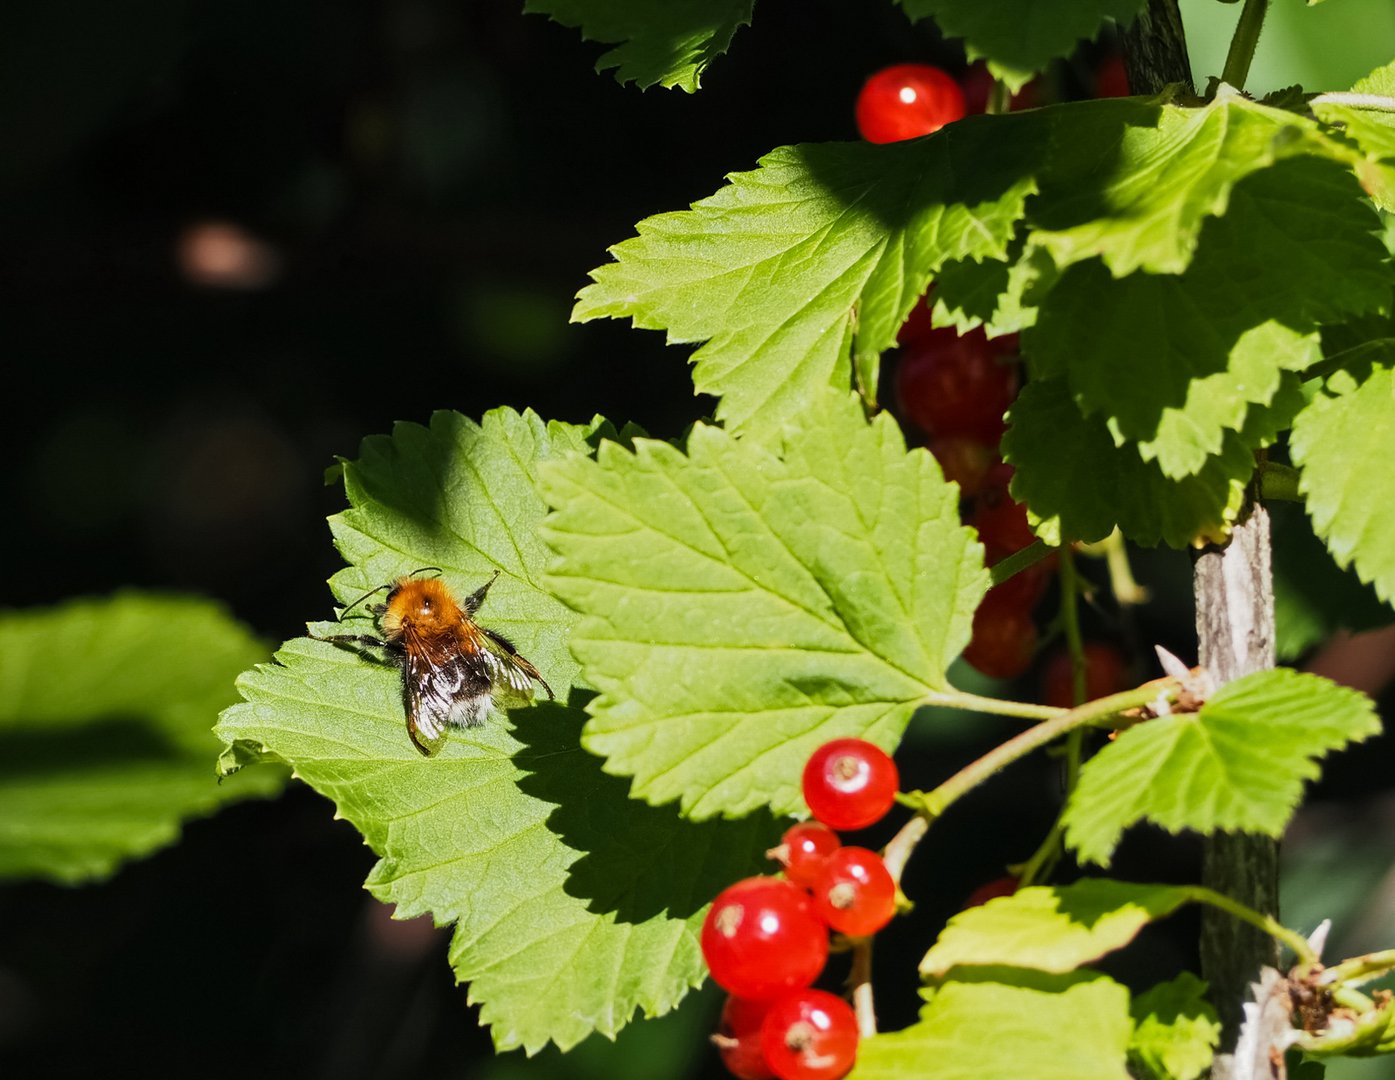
[323,570,553,755]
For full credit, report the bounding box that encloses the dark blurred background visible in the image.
[3,1,1395,1077]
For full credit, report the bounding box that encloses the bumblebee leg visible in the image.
[462,570,502,615]
[314,633,387,649]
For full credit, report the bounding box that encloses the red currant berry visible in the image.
[896,294,937,348]
[1041,642,1128,709]
[855,63,966,143]
[715,996,776,1080]
[896,327,1020,444]
[701,878,829,1000]
[928,436,997,497]
[1095,53,1131,98]
[802,739,899,831]
[810,847,896,937]
[772,822,842,889]
[972,483,1036,563]
[963,587,1038,680]
[760,990,859,1080]
[963,875,1019,909]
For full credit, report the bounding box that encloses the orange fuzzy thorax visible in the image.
[379,577,474,643]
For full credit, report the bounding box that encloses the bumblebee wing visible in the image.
[404,643,493,751]
[481,627,554,703]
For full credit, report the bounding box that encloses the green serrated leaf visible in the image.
[217,407,778,1053]
[1292,364,1395,605]
[1063,668,1381,866]
[0,593,284,884]
[920,879,1193,978]
[931,239,1054,337]
[540,390,989,819]
[1129,973,1221,1080]
[522,0,754,92]
[575,132,1038,434]
[1003,378,1251,546]
[851,969,1132,1080]
[1030,157,1391,478]
[896,0,1147,93]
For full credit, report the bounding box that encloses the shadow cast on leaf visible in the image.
[511,691,783,925]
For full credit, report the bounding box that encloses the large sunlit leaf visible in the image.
[540,390,989,820]
[575,131,1038,432]
[523,0,754,91]
[897,0,1147,92]
[1291,365,1395,605]
[0,593,283,884]
[1063,669,1380,866]
[850,970,1132,1080]
[216,408,780,1053]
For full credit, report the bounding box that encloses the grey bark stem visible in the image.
[1193,501,1281,1079]
[1121,0,1194,95]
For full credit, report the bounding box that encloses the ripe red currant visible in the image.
[810,847,897,937]
[963,587,1038,680]
[855,63,966,143]
[896,294,937,348]
[896,327,1020,444]
[760,989,859,1080]
[971,481,1037,563]
[1095,53,1131,98]
[802,739,899,831]
[928,436,997,497]
[716,996,776,1080]
[963,875,1019,909]
[772,822,842,889]
[1041,642,1128,709]
[701,878,829,1000]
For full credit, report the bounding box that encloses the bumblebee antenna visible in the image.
[337,583,390,622]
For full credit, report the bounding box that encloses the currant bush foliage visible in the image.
[213,4,1395,1068]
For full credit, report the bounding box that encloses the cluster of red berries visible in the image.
[703,740,900,1079]
[897,294,1043,679]
[854,59,1136,683]
[852,61,1042,680]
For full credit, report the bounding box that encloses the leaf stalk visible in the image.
[1219,0,1270,93]
[1187,884,1317,966]
[906,680,1181,824]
